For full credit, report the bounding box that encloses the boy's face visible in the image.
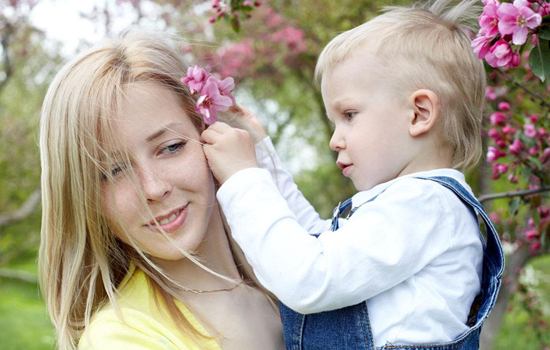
[321,54,413,191]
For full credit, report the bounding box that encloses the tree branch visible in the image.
[0,21,14,95]
[0,269,38,284]
[0,189,41,228]
[478,185,550,203]
[496,68,550,109]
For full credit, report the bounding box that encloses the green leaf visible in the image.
[529,39,550,82]
[539,26,550,41]
[510,197,521,216]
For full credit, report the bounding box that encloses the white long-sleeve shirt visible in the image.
[220,138,483,347]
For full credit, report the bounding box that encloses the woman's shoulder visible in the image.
[79,269,219,350]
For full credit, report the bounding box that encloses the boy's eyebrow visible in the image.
[146,122,181,142]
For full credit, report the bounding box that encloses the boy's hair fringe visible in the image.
[316,0,486,170]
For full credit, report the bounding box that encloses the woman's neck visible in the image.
[151,203,241,292]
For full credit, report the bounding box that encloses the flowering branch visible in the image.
[496,67,550,109]
[479,185,550,202]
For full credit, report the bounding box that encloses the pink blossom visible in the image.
[497,140,507,148]
[489,128,501,140]
[524,123,537,137]
[243,0,252,6]
[528,146,539,155]
[472,35,493,59]
[487,146,500,162]
[502,125,516,134]
[485,40,519,68]
[525,229,539,240]
[490,111,506,125]
[529,114,539,122]
[509,138,523,154]
[508,173,519,183]
[538,127,546,136]
[497,2,542,45]
[196,77,234,125]
[181,66,211,94]
[216,77,236,105]
[489,211,501,223]
[529,241,541,254]
[272,26,307,53]
[498,101,511,111]
[497,163,509,173]
[541,148,550,163]
[536,1,550,16]
[486,86,498,100]
[479,0,501,37]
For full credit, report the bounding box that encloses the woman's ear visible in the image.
[408,89,440,137]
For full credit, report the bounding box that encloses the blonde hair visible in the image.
[315,0,486,170]
[39,29,268,350]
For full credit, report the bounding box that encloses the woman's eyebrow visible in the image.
[146,122,181,142]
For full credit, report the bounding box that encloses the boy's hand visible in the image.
[230,104,267,140]
[201,122,259,184]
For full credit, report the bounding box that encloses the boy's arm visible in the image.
[216,168,454,314]
[233,105,328,232]
[202,123,453,314]
[254,136,329,233]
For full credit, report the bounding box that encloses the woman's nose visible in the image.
[139,167,171,202]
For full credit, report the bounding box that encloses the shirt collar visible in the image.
[351,169,468,207]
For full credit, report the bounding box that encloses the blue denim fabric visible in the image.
[280,176,505,350]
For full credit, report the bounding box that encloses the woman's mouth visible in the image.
[147,205,188,233]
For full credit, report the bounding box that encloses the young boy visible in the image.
[202,0,504,348]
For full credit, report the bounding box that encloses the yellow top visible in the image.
[79,268,221,350]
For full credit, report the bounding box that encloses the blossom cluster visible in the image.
[472,0,547,69]
[486,97,549,181]
[181,66,236,125]
[209,0,262,31]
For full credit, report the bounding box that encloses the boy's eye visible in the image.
[345,111,357,120]
[159,141,187,155]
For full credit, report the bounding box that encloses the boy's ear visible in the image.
[408,89,439,137]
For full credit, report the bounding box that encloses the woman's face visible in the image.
[102,81,216,260]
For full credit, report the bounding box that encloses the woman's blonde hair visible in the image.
[39,29,267,350]
[315,0,486,170]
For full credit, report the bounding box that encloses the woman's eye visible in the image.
[159,141,186,155]
[102,164,125,180]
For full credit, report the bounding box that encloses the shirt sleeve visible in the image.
[254,137,329,233]
[79,309,188,350]
[217,168,454,314]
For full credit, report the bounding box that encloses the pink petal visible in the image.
[512,26,528,45]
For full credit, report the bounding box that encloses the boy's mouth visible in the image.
[336,162,353,176]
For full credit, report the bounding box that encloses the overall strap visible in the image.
[414,176,505,328]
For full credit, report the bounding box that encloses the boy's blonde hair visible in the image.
[39,29,267,350]
[315,0,486,170]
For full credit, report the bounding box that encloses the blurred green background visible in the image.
[1,0,549,349]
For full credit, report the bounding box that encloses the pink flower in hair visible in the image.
[217,77,236,105]
[497,1,542,45]
[196,77,234,125]
[181,66,211,94]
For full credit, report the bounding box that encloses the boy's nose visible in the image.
[329,129,345,151]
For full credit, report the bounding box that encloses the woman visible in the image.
[38,30,287,350]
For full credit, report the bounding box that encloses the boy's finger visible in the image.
[207,121,232,133]
[200,129,220,144]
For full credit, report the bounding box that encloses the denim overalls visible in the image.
[279,176,505,350]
